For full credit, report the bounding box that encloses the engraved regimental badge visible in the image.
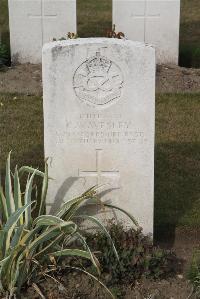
[73,50,124,107]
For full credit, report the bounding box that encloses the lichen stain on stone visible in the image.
[68,45,77,63]
[51,44,79,63]
[51,45,63,62]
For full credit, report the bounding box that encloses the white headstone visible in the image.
[113,0,180,64]
[43,38,155,234]
[9,0,76,64]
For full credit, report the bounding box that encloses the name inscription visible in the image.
[55,113,147,145]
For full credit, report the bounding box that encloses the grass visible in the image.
[77,0,112,37]
[0,92,200,238]
[0,0,9,49]
[155,93,200,237]
[180,0,200,45]
[179,0,200,67]
[0,0,10,66]
[0,93,44,173]
[0,0,9,35]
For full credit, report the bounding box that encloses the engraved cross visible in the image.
[28,0,57,43]
[131,0,160,42]
[78,149,120,186]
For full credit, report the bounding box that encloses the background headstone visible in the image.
[9,0,76,64]
[43,38,155,234]
[113,0,180,64]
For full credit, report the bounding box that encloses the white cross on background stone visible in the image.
[28,0,57,43]
[78,149,120,186]
[131,0,160,42]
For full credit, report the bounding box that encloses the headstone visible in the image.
[9,0,76,64]
[113,0,180,64]
[43,38,155,234]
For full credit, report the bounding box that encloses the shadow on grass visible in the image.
[179,43,200,68]
[154,142,200,245]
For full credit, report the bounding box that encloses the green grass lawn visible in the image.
[77,0,112,37]
[0,92,200,236]
[155,93,200,237]
[0,0,9,34]
[0,0,9,49]
[179,0,200,67]
[180,0,200,45]
[0,93,44,172]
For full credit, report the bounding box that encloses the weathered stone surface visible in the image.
[113,0,180,64]
[43,38,155,234]
[9,0,76,64]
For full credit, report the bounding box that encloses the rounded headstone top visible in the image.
[42,37,155,54]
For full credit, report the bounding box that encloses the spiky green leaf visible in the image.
[33,215,65,227]
[3,202,34,253]
[0,186,8,223]
[5,152,15,215]
[27,221,77,254]
[24,169,37,227]
[19,166,44,178]
[76,215,119,261]
[50,248,93,260]
[104,203,139,228]
[14,167,23,225]
[39,161,48,216]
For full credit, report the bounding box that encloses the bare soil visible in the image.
[156,64,200,94]
[4,227,199,299]
[0,64,42,96]
[22,273,194,299]
[0,63,200,96]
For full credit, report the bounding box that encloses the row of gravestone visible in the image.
[9,0,180,64]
